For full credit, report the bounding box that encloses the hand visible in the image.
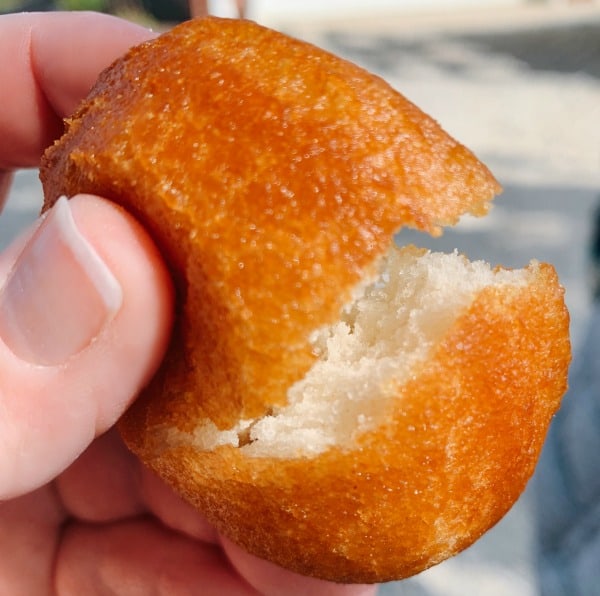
[0,12,376,595]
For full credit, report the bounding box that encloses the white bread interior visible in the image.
[166,245,530,458]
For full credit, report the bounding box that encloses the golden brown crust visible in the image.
[121,262,569,582]
[39,17,569,583]
[41,17,500,429]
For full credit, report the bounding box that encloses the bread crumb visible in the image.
[175,245,529,458]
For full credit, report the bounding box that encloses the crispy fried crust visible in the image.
[41,17,500,428]
[39,18,570,583]
[122,263,569,583]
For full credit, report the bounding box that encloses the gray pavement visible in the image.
[3,4,600,595]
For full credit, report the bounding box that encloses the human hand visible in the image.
[0,12,376,595]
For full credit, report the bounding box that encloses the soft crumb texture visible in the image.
[179,246,529,457]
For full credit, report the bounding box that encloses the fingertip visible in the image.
[0,12,156,169]
[31,12,157,117]
[0,193,173,498]
[67,193,175,423]
[221,537,378,596]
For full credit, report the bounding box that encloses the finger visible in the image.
[55,429,145,523]
[0,194,173,499]
[55,519,260,595]
[0,12,154,170]
[57,430,219,544]
[0,485,65,595]
[221,538,378,596]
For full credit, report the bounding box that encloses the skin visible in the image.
[0,12,376,596]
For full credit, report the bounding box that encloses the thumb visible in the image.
[0,194,173,499]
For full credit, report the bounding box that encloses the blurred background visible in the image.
[1,0,599,594]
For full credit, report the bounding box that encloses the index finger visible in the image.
[0,11,154,171]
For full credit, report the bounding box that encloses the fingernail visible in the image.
[0,197,122,365]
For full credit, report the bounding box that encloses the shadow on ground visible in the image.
[324,19,600,79]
